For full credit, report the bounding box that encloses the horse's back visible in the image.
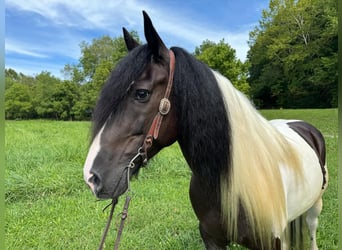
[270,119,327,221]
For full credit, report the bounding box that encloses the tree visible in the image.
[63,31,140,84]
[5,32,141,120]
[62,31,140,119]
[5,82,34,119]
[71,83,96,120]
[31,71,61,119]
[247,0,337,108]
[194,39,250,95]
[31,71,80,120]
[5,69,82,120]
[5,69,36,119]
[51,80,80,120]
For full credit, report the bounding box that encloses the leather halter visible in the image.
[141,49,175,162]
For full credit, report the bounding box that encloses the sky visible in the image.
[5,0,269,79]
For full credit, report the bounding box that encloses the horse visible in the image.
[83,11,328,250]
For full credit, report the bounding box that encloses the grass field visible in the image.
[5,109,338,249]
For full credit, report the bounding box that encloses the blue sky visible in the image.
[5,0,269,79]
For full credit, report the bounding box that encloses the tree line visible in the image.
[5,0,337,120]
[248,0,337,108]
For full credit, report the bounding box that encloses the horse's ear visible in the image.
[123,28,140,51]
[143,11,169,61]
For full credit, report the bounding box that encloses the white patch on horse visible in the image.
[212,69,327,247]
[83,124,106,192]
[270,119,324,221]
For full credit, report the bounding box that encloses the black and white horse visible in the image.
[83,11,328,249]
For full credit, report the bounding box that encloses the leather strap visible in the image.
[143,50,175,154]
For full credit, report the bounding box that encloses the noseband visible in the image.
[98,50,176,250]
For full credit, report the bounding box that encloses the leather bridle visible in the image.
[141,49,176,161]
[125,49,175,173]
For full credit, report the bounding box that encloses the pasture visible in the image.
[5,109,338,249]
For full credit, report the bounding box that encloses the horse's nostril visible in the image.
[88,172,102,190]
[89,174,101,186]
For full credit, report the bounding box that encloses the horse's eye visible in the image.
[135,89,151,102]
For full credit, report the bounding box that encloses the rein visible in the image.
[97,49,176,249]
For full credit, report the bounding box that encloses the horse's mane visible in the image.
[91,45,152,140]
[213,71,302,248]
[171,47,302,247]
[170,47,231,191]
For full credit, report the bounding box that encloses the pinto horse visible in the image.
[83,11,328,250]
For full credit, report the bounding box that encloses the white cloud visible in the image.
[5,57,65,78]
[5,32,82,61]
[5,41,48,58]
[9,1,251,42]
[6,0,147,29]
[6,0,257,78]
[141,12,252,61]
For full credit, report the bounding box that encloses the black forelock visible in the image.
[171,47,231,190]
[91,45,152,139]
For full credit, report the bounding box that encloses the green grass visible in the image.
[5,109,338,249]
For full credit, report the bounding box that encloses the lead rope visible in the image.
[112,148,143,250]
[98,147,142,250]
[97,196,131,250]
[113,195,131,250]
[98,198,117,250]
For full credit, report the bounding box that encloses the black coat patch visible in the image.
[287,121,327,189]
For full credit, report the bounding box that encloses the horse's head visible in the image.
[83,11,178,199]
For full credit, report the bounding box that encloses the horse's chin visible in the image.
[94,184,127,200]
[111,181,129,200]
